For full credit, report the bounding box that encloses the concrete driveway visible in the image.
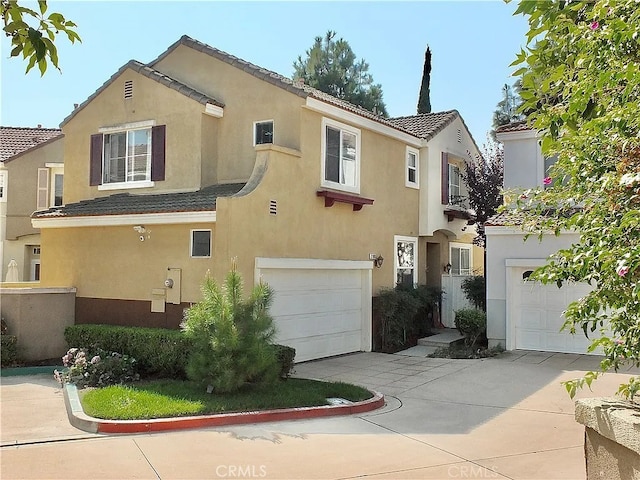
[1,350,638,480]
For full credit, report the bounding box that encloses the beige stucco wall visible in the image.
[213,105,423,294]
[5,137,63,239]
[63,70,211,204]
[0,287,76,361]
[153,44,304,183]
[39,223,216,302]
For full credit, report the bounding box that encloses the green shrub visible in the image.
[454,308,487,347]
[181,265,279,393]
[64,324,191,378]
[376,288,422,351]
[1,335,18,367]
[461,276,486,311]
[274,344,296,379]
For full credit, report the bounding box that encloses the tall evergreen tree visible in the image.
[490,81,524,140]
[417,46,432,114]
[293,31,388,116]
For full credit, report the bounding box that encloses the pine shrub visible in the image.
[181,264,279,393]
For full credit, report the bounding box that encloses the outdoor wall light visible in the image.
[133,225,150,241]
[444,263,452,274]
[374,255,384,268]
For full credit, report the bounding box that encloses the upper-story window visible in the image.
[190,229,212,258]
[321,118,360,194]
[36,164,64,210]
[0,171,6,202]
[406,147,419,188]
[254,120,274,145]
[448,163,461,203]
[103,128,151,184]
[90,121,165,190]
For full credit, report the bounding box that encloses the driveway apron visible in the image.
[1,351,638,480]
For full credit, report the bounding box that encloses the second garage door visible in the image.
[255,258,373,362]
[507,265,599,354]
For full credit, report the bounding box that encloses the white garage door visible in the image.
[255,258,372,362]
[508,266,599,354]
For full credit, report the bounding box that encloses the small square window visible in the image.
[254,120,274,145]
[191,230,211,258]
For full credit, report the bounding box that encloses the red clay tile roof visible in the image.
[485,210,526,227]
[0,126,62,162]
[32,183,246,218]
[495,121,533,133]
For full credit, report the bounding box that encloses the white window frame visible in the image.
[0,170,6,202]
[253,119,274,146]
[321,117,361,194]
[190,229,212,258]
[448,163,461,204]
[449,242,472,276]
[394,235,418,287]
[46,164,64,207]
[405,146,419,188]
[98,120,155,191]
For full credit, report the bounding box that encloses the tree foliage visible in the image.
[293,30,388,116]
[509,0,640,400]
[181,263,279,393]
[2,0,81,75]
[462,138,504,247]
[490,81,524,140]
[417,46,432,114]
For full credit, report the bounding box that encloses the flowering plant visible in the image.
[54,347,139,388]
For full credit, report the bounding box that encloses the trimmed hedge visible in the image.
[64,324,297,380]
[1,335,18,367]
[64,325,191,378]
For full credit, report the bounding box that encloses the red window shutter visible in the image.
[90,134,103,186]
[441,152,449,205]
[151,125,166,181]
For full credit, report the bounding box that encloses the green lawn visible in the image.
[81,378,373,420]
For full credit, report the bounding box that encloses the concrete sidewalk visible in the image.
[1,351,638,479]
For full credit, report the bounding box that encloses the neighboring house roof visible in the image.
[32,183,246,218]
[495,121,533,133]
[0,126,62,162]
[389,111,461,141]
[60,60,225,127]
[485,210,526,227]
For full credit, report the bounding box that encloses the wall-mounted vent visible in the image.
[457,129,462,143]
[269,200,277,215]
[124,80,133,99]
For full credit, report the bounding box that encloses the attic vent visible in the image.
[269,200,277,216]
[457,129,462,143]
[124,80,133,99]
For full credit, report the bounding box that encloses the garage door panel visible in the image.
[511,266,600,355]
[258,260,370,362]
[269,289,362,317]
[274,311,362,339]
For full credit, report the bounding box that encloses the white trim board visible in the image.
[32,211,217,228]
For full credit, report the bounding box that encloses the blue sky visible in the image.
[1,1,529,146]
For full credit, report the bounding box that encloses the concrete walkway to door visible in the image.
[2,350,638,479]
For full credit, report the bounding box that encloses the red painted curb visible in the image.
[96,392,385,434]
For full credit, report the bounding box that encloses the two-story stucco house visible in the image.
[33,36,481,362]
[485,122,595,355]
[0,126,64,282]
